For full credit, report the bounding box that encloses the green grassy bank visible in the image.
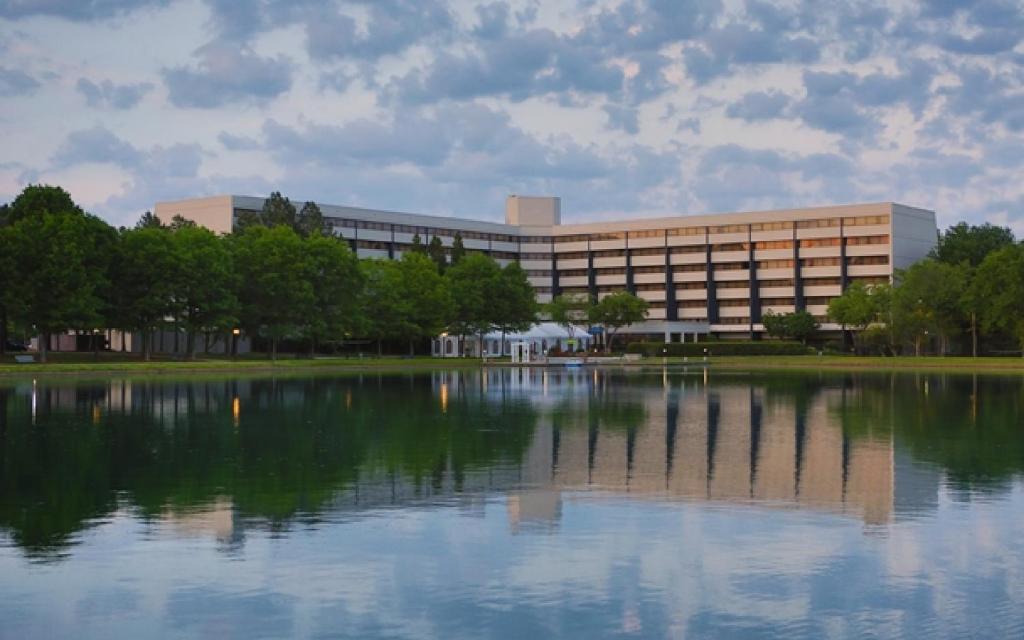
[0,353,483,378]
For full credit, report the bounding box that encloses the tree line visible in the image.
[819,222,1020,355]
[0,186,539,361]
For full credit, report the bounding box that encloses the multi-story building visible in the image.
[155,194,937,340]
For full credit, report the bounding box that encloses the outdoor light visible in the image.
[232,328,240,335]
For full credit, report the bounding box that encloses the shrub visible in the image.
[624,341,812,357]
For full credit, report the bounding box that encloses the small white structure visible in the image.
[433,323,592,358]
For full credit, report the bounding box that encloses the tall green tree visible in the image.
[934,222,1014,268]
[261,191,297,229]
[397,252,454,354]
[5,211,115,361]
[232,225,314,360]
[827,282,884,353]
[492,261,539,344]
[301,234,362,354]
[108,227,178,361]
[450,232,467,265]
[5,184,82,224]
[973,244,1024,356]
[170,226,238,359]
[445,252,501,354]
[546,293,592,346]
[427,235,447,272]
[359,259,408,355]
[135,211,163,229]
[588,292,649,353]
[892,260,966,356]
[297,201,327,238]
[409,233,426,254]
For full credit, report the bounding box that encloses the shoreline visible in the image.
[2,354,1023,378]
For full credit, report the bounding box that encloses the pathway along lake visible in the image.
[1,367,1022,639]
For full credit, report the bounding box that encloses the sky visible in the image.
[0,0,1022,231]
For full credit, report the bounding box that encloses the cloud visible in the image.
[603,104,640,134]
[0,0,169,21]
[303,0,454,61]
[76,78,153,109]
[0,67,40,95]
[725,91,791,121]
[162,43,292,108]
[218,132,261,151]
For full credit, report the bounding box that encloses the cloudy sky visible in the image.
[1,0,1022,231]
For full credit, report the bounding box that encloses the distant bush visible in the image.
[624,341,812,356]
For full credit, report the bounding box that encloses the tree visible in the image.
[359,259,408,355]
[450,232,466,265]
[827,282,881,353]
[297,201,327,238]
[427,235,447,272]
[5,211,115,362]
[261,191,297,229]
[397,252,454,354]
[135,211,163,229]
[445,252,500,354]
[300,234,362,354]
[108,227,178,361]
[934,222,1014,268]
[546,293,592,348]
[762,310,818,344]
[892,260,966,356]
[6,184,82,224]
[588,292,649,353]
[973,244,1024,357]
[232,226,314,360]
[492,261,539,344]
[409,233,426,254]
[168,214,196,231]
[170,226,238,359]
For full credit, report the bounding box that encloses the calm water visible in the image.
[1,367,1023,639]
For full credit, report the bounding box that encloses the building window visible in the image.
[634,266,665,274]
[754,240,793,250]
[757,259,795,269]
[799,238,841,248]
[671,245,705,254]
[847,255,889,265]
[759,278,794,287]
[555,234,589,243]
[709,224,748,234]
[628,229,665,239]
[750,221,793,231]
[846,235,889,245]
[674,264,705,273]
[592,249,626,258]
[802,277,841,286]
[713,262,748,271]
[801,257,841,267]
[556,251,589,260]
[668,227,705,236]
[716,280,748,289]
[845,215,890,226]
[796,218,840,229]
[712,242,750,252]
[591,231,626,241]
[630,247,666,256]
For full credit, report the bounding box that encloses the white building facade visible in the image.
[155,194,937,340]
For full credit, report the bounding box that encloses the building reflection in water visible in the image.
[0,366,951,555]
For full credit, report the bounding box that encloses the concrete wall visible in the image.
[154,195,235,235]
[891,204,939,270]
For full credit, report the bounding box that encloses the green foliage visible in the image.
[260,191,297,229]
[427,235,447,272]
[934,222,1014,268]
[493,261,539,335]
[397,252,455,348]
[625,341,811,356]
[232,225,314,359]
[171,225,239,357]
[545,293,592,340]
[445,252,502,338]
[450,232,466,265]
[107,226,178,358]
[359,259,409,349]
[409,233,426,253]
[6,184,82,224]
[588,291,649,352]
[827,282,881,329]
[301,234,362,349]
[135,211,163,229]
[892,259,967,354]
[296,201,327,237]
[762,310,819,344]
[973,244,1024,352]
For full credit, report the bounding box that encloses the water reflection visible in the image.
[1,368,1021,557]
[1,368,1023,638]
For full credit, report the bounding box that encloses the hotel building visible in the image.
[155,194,937,340]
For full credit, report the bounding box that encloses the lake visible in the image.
[1,367,1022,639]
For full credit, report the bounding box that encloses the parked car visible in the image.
[4,339,28,352]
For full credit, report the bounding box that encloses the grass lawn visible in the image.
[0,352,483,377]
[701,354,1024,373]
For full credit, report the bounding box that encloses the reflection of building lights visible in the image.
[345,389,352,410]
[31,379,37,425]
[542,370,548,396]
[232,397,240,426]
[440,382,448,413]
[703,367,708,386]
[92,405,101,425]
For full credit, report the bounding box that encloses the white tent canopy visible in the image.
[433,322,592,358]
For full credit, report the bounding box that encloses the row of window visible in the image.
[327,214,892,245]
